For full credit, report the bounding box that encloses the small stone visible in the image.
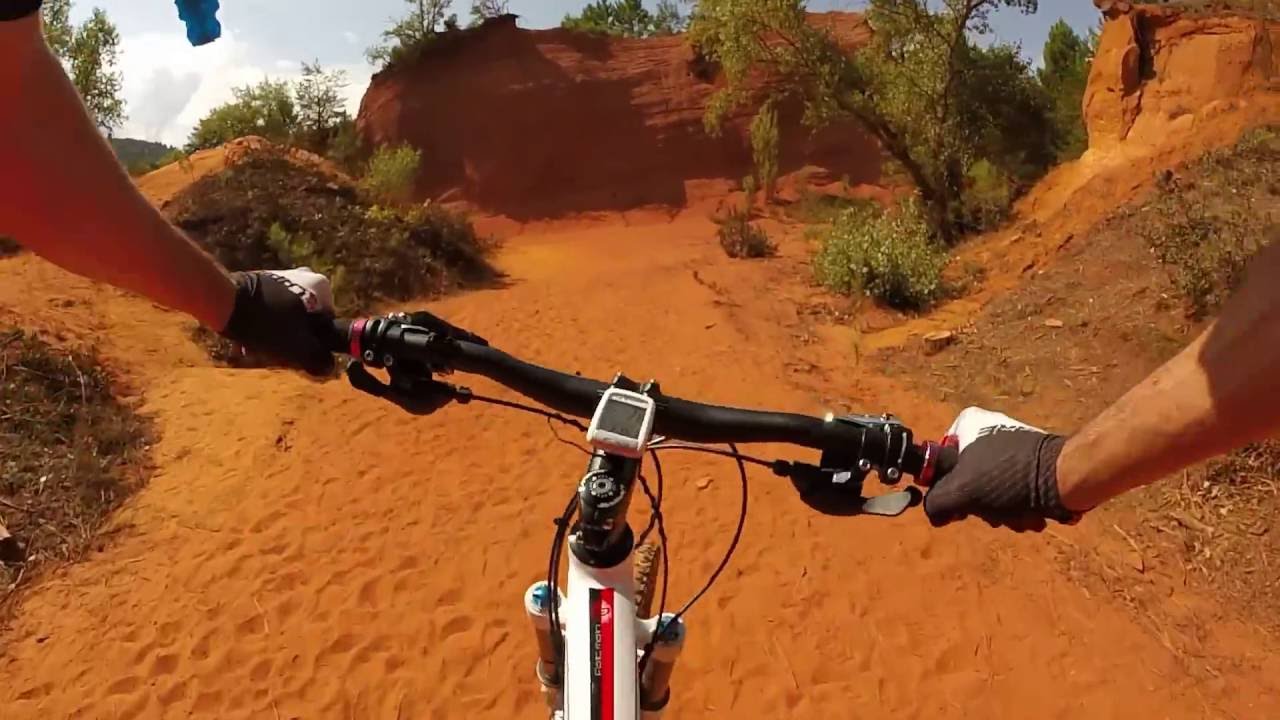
[922,331,955,355]
[1019,376,1037,397]
[694,476,713,490]
[1044,319,1065,329]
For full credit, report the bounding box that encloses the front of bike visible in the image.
[329,312,956,720]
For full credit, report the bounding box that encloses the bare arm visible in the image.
[0,14,234,330]
[1057,239,1280,511]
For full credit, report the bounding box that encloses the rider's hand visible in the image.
[923,407,1081,531]
[220,268,335,376]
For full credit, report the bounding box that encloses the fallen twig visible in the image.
[1169,510,1216,536]
[0,498,35,514]
[771,638,801,691]
[253,595,271,634]
[1112,524,1146,573]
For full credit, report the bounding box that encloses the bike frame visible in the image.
[565,540,646,718]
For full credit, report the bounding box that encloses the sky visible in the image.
[68,1,1102,147]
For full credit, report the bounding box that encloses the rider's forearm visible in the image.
[1056,240,1280,511]
[0,16,234,330]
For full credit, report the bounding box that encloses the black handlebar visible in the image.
[331,316,957,485]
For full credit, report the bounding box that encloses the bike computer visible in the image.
[586,388,657,458]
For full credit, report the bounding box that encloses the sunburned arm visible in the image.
[1057,239,1280,511]
[0,14,234,330]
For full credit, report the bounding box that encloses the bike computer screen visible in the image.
[586,389,656,458]
[596,400,647,435]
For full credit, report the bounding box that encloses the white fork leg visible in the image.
[525,582,565,713]
[637,613,687,719]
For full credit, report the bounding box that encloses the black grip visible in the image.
[916,443,960,488]
[935,445,960,481]
[328,319,354,354]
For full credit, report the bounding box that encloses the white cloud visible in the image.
[115,30,373,147]
[343,31,360,45]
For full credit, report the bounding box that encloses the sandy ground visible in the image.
[2,210,1279,719]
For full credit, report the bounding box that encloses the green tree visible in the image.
[1038,19,1092,161]
[41,0,74,57]
[652,0,689,35]
[469,0,509,26]
[367,0,457,69]
[563,0,660,37]
[691,0,1046,244]
[42,0,126,134]
[750,100,780,202]
[294,61,350,152]
[186,79,298,152]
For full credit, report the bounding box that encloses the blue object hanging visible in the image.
[176,0,222,46]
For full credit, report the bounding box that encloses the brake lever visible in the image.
[774,460,920,518]
[388,311,489,347]
[345,360,471,415]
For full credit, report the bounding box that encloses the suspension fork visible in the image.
[638,613,687,719]
[524,581,565,711]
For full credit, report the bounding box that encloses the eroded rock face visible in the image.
[1085,5,1279,149]
[355,14,882,219]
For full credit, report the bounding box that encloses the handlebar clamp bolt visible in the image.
[858,458,872,473]
[885,467,902,482]
[363,350,375,363]
[383,354,395,367]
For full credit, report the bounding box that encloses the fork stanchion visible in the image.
[640,613,686,719]
[524,582,565,710]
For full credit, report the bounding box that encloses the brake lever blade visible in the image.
[858,488,922,517]
[395,311,489,347]
[345,361,458,416]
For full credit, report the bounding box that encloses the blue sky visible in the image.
[69,1,1101,145]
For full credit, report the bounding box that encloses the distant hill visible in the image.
[110,137,178,172]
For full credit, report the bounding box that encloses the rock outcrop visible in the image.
[355,14,881,219]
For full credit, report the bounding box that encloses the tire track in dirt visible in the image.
[1,216,1278,718]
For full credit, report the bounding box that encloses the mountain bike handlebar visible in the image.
[329,315,957,486]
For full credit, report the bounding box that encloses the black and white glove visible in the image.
[923,408,1082,531]
[220,268,336,376]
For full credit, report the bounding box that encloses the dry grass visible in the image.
[717,207,777,259]
[1150,443,1280,618]
[0,329,152,620]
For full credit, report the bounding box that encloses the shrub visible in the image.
[1142,201,1265,318]
[360,143,422,204]
[164,148,494,317]
[718,207,776,259]
[959,159,1014,232]
[1,329,151,612]
[266,222,348,293]
[786,189,877,225]
[0,236,21,257]
[815,197,949,311]
[1138,126,1280,318]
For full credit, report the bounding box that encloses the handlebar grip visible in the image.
[916,442,960,488]
[328,318,356,355]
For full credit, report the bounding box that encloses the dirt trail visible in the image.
[3,214,1278,719]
